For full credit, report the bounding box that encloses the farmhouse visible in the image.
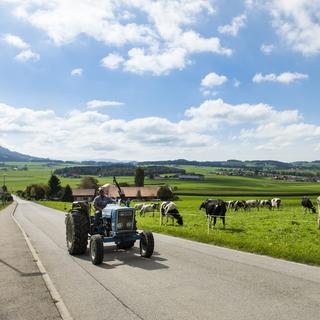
[101,183,160,200]
[72,188,96,201]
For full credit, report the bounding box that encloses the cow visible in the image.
[199,199,227,229]
[233,200,247,212]
[226,200,235,210]
[245,200,260,211]
[134,203,144,210]
[301,197,316,214]
[160,202,183,226]
[271,198,281,210]
[259,199,272,210]
[140,203,157,217]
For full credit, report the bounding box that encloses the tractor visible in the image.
[65,177,154,265]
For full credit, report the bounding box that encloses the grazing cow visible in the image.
[160,202,183,226]
[271,198,281,210]
[140,203,157,217]
[199,199,227,228]
[226,200,235,210]
[245,200,260,210]
[233,200,247,212]
[134,203,144,210]
[259,200,272,210]
[301,197,316,214]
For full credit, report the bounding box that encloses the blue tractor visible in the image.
[65,177,154,265]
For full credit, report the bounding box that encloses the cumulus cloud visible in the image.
[86,100,124,109]
[71,68,83,76]
[260,44,274,55]
[101,53,125,70]
[218,14,247,36]
[4,0,231,75]
[253,72,308,84]
[15,49,40,62]
[2,33,29,49]
[1,99,319,161]
[200,72,227,96]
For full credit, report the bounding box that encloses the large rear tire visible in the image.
[140,231,154,258]
[66,211,89,255]
[90,235,104,265]
[117,240,135,250]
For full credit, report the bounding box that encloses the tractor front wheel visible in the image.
[90,235,104,265]
[140,231,154,258]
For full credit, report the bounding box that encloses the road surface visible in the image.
[13,198,320,320]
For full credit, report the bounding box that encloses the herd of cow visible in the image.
[134,196,320,229]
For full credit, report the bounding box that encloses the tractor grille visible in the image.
[117,210,135,232]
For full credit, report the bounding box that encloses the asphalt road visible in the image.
[13,198,320,320]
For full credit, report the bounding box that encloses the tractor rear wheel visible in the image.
[66,211,89,255]
[117,240,135,250]
[139,231,154,258]
[90,234,104,265]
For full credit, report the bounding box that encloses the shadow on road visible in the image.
[75,246,169,271]
[0,259,44,277]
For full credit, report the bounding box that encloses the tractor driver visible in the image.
[93,187,114,227]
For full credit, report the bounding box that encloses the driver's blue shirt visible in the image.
[93,195,113,211]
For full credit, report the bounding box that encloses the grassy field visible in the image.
[37,196,320,266]
[2,162,320,196]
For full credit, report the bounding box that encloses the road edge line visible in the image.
[11,202,73,320]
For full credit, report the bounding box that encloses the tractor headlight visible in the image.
[117,222,123,229]
[126,222,132,228]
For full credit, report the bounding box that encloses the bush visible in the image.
[157,185,174,201]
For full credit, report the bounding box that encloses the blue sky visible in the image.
[0,0,320,161]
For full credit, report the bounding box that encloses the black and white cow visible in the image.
[259,199,272,210]
[245,200,260,211]
[199,199,227,228]
[301,197,316,214]
[233,200,247,212]
[271,198,281,210]
[140,203,157,217]
[160,202,183,226]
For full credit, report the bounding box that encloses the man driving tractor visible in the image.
[93,187,114,227]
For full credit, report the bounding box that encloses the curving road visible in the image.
[13,198,320,320]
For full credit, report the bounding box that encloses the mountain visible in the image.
[0,146,51,162]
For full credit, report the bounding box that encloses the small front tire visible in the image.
[140,231,154,258]
[90,235,104,265]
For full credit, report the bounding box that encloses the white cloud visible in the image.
[260,44,274,55]
[201,72,228,88]
[71,68,83,76]
[4,0,231,75]
[86,100,124,109]
[2,33,29,49]
[265,1,320,56]
[15,49,40,62]
[234,79,241,87]
[253,72,308,84]
[101,53,125,70]
[1,99,320,161]
[218,14,247,36]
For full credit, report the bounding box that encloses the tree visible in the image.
[135,167,145,187]
[48,174,62,198]
[61,184,74,202]
[79,176,99,190]
[2,185,7,192]
[24,184,47,200]
[157,185,174,201]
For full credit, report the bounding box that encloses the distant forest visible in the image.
[139,159,320,171]
[54,165,185,177]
